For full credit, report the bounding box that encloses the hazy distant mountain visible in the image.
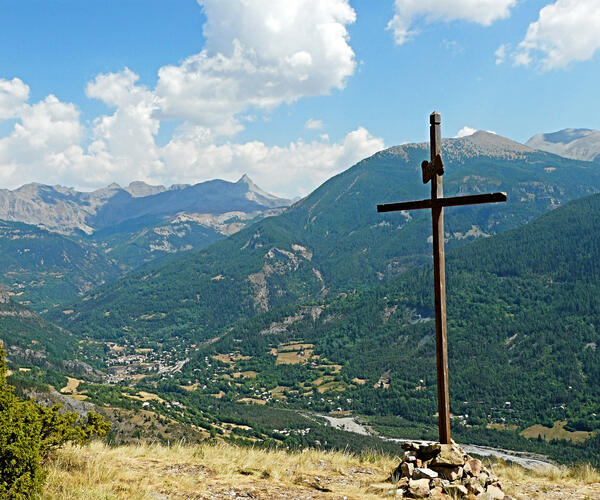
[0,176,291,235]
[124,181,169,198]
[0,176,291,307]
[526,128,600,162]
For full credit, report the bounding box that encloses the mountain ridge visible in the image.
[0,175,291,235]
[526,128,600,162]
[50,137,600,349]
[0,176,292,307]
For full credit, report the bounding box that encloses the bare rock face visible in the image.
[526,128,600,162]
[0,176,291,235]
[386,441,508,499]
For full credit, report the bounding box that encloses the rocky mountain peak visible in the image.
[90,183,123,201]
[445,130,535,159]
[382,130,535,162]
[531,128,595,144]
[125,181,167,198]
[237,173,253,185]
[0,176,291,235]
[236,174,291,207]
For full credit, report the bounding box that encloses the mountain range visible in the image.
[0,175,291,307]
[0,174,290,235]
[50,130,600,347]
[2,127,600,465]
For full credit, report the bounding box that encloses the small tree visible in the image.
[0,346,111,498]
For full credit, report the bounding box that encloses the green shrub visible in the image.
[0,346,110,499]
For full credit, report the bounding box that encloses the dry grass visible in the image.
[316,381,346,394]
[43,441,398,499]
[520,420,591,444]
[270,343,316,365]
[181,383,200,391]
[212,353,251,365]
[278,343,315,352]
[275,349,314,365]
[129,391,166,404]
[237,397,266,405]
[60,377,82,394]
[490,460,600,485]
[42,442,600,499]
[484,458,600,499]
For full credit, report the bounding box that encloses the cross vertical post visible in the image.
[429,112,451,444]
[376,111,507,446]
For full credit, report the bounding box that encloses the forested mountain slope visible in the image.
[0,288,95,388]
[50,133,600,346]
[0,220,121,310]
[189,192,600,436]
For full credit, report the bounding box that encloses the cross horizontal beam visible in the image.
[377,192,507,213]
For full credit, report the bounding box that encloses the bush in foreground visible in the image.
[0,346,110,499]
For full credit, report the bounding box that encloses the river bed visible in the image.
[320,414,556,471]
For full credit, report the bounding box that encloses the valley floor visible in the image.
[43,441,600,499]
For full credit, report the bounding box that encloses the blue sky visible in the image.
[0,0,599,197]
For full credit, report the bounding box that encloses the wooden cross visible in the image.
[377,111,507,444]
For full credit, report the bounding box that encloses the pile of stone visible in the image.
[387,441,511,499]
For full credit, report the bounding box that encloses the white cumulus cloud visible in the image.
[455,126,497,138]
[305,118,324,130]
[0,1,373,198]
[0,78,384,197]
[512,0,600,70]
[455,126,476,138]
[387,0,516,45]
[85,68,163,182]
[0,78,30,120]
[162,126,384,197]
[86,67,155,108]
[155,0,356,131]
[495,44,508,65]
[0,95,84,186]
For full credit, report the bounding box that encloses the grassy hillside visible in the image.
[42,441,600,499]
[50,140,600,348]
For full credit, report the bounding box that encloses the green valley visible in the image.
[49,134,600,349]
[5,136,600,469]
[35,191,600,467]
